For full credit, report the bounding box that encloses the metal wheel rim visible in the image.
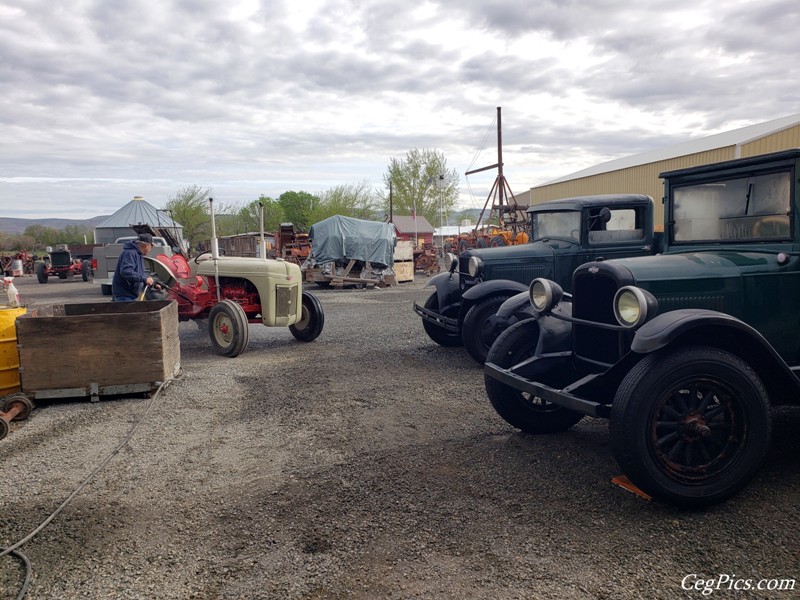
[212,313,236,347]
[649,376,746,484]
[294,303,310,331]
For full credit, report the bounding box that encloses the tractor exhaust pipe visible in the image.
[209,197,220,260]
[208,197,222,302]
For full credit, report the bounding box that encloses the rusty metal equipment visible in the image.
[413,244,440,275]
[0,394,33,440]
[454,106,529,255]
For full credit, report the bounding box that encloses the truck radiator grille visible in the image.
[572,267,631,366]
[492,265,548,285]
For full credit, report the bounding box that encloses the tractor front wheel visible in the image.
[290,292,325,342]
[208,300,250,357]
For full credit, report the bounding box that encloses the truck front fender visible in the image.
[460,279,529,323]
[632,309,800,406]
[461,279,529,304]
[632,309,767,354]
[426,271,463,315]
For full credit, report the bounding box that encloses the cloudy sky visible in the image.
[1,0,798,220]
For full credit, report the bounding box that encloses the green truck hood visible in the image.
[612,250,780,284]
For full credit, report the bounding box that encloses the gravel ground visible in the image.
[1,273,798,599]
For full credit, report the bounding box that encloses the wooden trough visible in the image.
[15,300,180,402]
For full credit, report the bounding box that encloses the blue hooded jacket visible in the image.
[111,240,148,300]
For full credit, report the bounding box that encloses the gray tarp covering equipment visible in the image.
[307,215,397,268]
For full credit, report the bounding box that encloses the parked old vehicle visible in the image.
[92,234,173,295]
[144,198,324,358]
[484,149,800,507]
[414,194,661,362]
[35,245,91,283]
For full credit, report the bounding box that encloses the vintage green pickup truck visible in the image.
[414,194,661,362]
[484,149,800,507]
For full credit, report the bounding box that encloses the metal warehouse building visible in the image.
[530,114,800,227]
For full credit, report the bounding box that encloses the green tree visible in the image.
[278,191,320,231]
[61,224,93,245]
[164,185,213,250]
[382,148,460,228]
[311,180,380,224]
[24,224,61,248]
[235,196,285,233]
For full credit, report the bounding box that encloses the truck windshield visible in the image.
[530,211,581,242]
[672,171,791,243]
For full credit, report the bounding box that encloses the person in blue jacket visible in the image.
[112,233,155,302]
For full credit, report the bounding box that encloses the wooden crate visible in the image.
[394,261,414,283]
[394,241,414,262]
[16,300,180,401]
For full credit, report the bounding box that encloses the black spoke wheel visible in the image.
[610,346,771,508]
[484,318,583,434]
[420,291,462,347]
[208,300,250,357]
[462,294,511,364]
[290,291,325,342]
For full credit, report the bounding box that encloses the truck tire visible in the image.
[81,260,92,282]
[208,300,250,358]
[610,346,772,508]
[490,235,506,247]
[290,292,325,342]
[35,262,48,284]
[462,294,511,364]
[484,318,583,433]
[420,291,462,347]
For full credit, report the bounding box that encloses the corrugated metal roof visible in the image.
[545,114,800,184]
[390,215,435,234]
[95,196,182,229]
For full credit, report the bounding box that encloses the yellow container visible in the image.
[0,306,26,396]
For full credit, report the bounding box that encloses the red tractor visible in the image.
[35,245,91,283]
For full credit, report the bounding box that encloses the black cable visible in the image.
[0,374,179,599]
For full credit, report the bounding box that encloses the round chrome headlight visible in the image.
[468,256,484,277]
[529,278,563,313]
[445,253,458,272]
[613,286,658,328]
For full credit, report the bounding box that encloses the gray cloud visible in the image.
[1,0,798,218]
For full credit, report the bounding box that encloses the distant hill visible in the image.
[0,215,109,235]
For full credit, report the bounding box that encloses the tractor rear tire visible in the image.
[290,292,325,342]
[208,300,250,358]
[35,262,48,284]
